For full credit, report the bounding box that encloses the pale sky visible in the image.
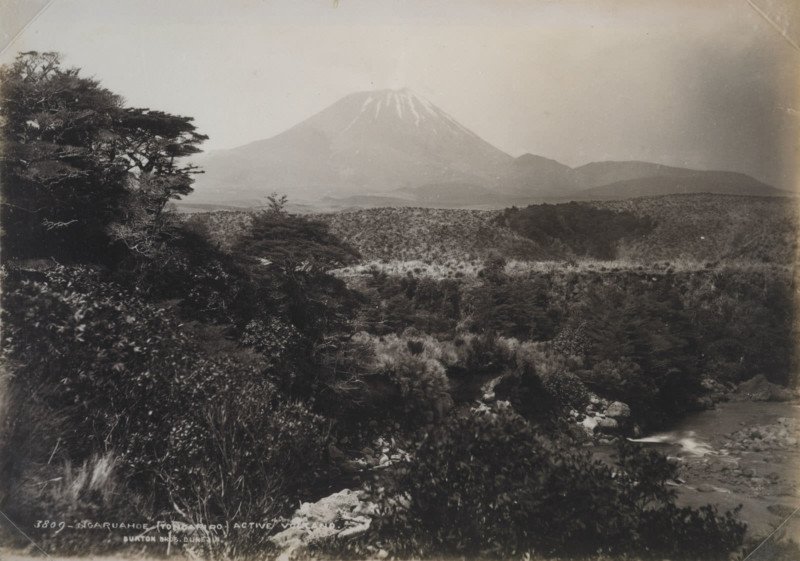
[2,0,799,190]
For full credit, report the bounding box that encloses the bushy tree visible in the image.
[0,51,206,263]
[235,211,359,271]
[106,108,207,262]
[0,52,127,259]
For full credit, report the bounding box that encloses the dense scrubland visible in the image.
[192,194,797,266]
[2,52,798,561]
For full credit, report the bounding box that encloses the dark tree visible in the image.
[235,211,359,271]
[0,52,127,260]
[0,51,207,263]
[106,108,207,259]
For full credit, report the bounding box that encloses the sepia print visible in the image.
[1,1,799,560]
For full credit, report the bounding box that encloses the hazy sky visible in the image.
[2,0,799,190]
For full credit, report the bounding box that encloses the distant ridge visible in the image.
[185,89,783,208]
[579,172,787,200]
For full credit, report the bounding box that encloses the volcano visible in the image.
[189,89,513,205]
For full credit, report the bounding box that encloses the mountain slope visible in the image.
[496,153,580,197]
[573,160,702,188]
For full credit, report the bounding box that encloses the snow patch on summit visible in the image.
[363,89,441,127]
[336,88,483,141]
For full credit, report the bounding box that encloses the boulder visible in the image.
[581,415,599,434]
[604,401,631,419]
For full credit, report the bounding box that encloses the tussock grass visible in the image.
[46,453,118,507]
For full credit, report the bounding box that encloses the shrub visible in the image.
[369,404,745,559]
[1,265,333,532]
[330,332,454,428]
[497,202,654,260]
[362,273,461,335]
[465,276,561,341]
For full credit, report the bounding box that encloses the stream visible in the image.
[624,400,800,541]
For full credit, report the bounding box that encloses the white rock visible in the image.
[581,416,599,433]
[597,417,619,431]
[271,489,376,560]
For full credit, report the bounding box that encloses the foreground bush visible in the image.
[0,265,331,542]
[368,403,745,560]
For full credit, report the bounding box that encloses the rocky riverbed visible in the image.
[628,400,800,544]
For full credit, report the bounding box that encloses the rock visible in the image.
[341,461,362,474]
[328,444,346,461]
[605,401,631,419]
[271,489,376,561]
[596,417,619,431]
[696,484,716,492]
[735,375,796,402]
[376,549,389,559]
[696,397,714,410]
[581,415,599,433]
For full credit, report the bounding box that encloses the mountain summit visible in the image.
[190,89,511,205]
